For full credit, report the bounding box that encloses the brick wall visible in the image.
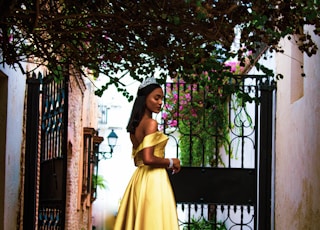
[65,70,98,230]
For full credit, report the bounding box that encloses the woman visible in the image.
[113,77,181,230]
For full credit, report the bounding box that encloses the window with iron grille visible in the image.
[82,127,104,202]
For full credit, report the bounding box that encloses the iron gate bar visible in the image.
[258,82,274,230]
[24,75,41,230]
[169,167,256,205]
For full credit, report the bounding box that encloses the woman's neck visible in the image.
[144,109,152,118]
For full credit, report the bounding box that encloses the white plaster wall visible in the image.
[275,28,320,229]
[0,64,26,230]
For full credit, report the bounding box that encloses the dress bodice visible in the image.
[132,131,168,166]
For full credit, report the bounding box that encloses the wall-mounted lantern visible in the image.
[98,129,118,160]
[91,129,118,201]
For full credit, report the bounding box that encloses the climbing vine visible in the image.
[162,52,253,166]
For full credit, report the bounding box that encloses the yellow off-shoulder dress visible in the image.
[113,131,179,230]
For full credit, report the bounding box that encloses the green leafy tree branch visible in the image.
[1,0,319,99]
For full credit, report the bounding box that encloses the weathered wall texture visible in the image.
[0,65,26,230]
[66,72,86,229]
[66,71,99,230]
[275,27,320,229]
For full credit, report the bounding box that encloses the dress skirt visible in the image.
[113,165,179,230]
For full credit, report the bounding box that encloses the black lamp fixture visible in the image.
[91,129,118,201]
[98,129,118,160]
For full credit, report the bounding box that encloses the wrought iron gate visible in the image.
[24,72,68,229]
[163,75,276,230]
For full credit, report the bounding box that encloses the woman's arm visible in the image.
[141,119,181,173]
[142,146,180,173]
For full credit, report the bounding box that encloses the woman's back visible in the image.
[130,116,157,148]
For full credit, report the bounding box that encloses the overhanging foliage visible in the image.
[1,0,319,99]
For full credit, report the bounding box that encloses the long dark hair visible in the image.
[126,84,161,134]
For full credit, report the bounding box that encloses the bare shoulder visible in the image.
[142,118,158,135]
[133,118,158,144]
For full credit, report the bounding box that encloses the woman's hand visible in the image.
[171,158,181,174]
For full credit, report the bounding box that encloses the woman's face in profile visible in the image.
[145,87,164,114]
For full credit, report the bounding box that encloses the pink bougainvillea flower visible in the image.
[162,112,168,120]
[191,109,197,117]
[225,61,238,73]
[180,99,187,105]
[166,83,172,92]
[185,93,191,101]
[170,120,178,127]
[103,34,111,41]
[9,34,13,43]
[163,104,170,110]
